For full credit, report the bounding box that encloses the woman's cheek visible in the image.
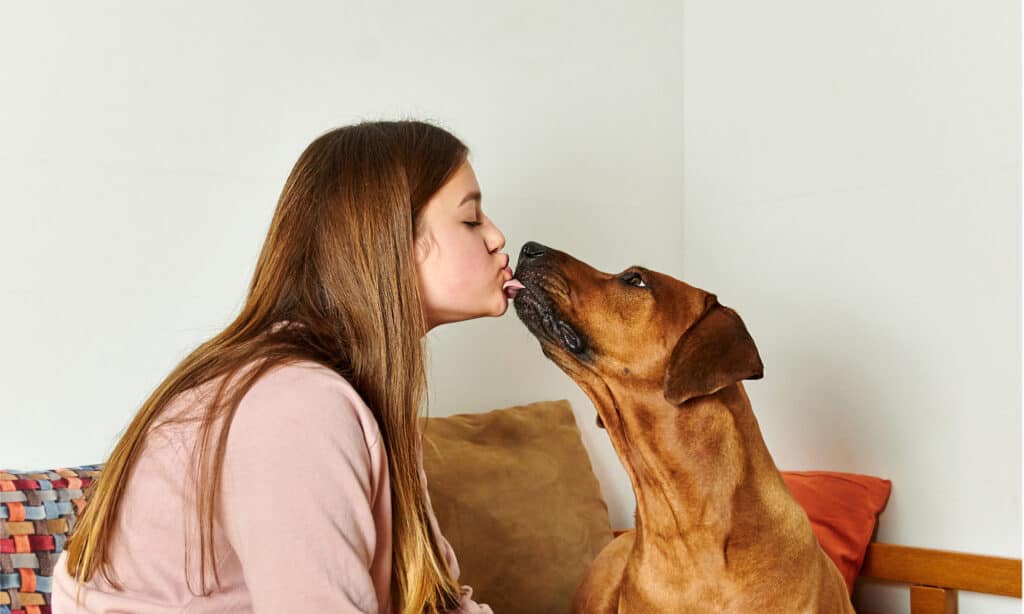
[442,264,475,297]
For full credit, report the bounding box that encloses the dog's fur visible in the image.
[511,242,855,614]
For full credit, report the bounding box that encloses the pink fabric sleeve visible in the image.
[218,365,389,613]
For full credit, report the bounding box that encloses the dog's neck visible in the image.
[594,381,804,574]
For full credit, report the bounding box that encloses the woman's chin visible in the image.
[493,291,512,316]
[493,299,510,316]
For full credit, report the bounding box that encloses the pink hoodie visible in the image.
[51,352,492,613]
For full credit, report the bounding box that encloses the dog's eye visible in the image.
[621,272,647,288]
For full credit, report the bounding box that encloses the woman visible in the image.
[52,120,525,613]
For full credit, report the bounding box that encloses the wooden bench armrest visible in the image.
[859,541,1020,598]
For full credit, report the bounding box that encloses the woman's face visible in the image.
[415,159,512,331]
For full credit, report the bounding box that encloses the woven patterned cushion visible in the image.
[0,465,102,614]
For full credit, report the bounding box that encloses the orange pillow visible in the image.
[781,471,892,594]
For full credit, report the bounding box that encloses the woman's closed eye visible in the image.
[464,221,482,227]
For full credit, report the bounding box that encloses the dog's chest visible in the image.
[620,556,823,614]
[619,558,741,612]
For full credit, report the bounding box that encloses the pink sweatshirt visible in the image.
[51,356,492,613]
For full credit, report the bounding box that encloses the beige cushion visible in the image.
[422,399,614,614]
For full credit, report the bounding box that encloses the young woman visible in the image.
[52,120,525,613]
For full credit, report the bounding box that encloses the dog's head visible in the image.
[512,241,763,421]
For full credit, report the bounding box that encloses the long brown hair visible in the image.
[63,120,469,613]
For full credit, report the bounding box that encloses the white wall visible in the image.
[681,1,1021,613]
[3,3,1019,614]
[1,0,680,548]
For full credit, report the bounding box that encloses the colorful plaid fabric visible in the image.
[0,465,103,614]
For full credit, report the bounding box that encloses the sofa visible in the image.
[0,398,906,614]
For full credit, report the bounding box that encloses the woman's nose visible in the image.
[487,219,506,252]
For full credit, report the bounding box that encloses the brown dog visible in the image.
[510,241,855,614]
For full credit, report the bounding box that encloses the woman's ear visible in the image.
[413,233,433,266]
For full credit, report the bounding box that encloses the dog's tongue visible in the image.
[503,278,526,299]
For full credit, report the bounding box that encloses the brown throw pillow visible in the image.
[422,399,614,614]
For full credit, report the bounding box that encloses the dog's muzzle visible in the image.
[511,242,588,356]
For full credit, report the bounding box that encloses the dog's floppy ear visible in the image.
[663,294,764,406]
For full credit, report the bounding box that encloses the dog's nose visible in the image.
[520,241,549,260]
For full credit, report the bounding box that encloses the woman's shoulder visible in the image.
[236,359,384,450]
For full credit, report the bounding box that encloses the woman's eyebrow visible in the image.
[459,190,481,207]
